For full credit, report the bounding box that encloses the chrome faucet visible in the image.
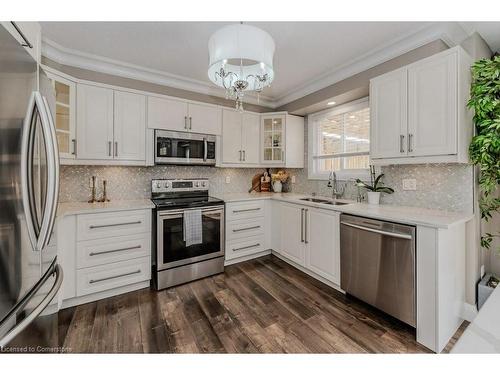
[327,171,345,199]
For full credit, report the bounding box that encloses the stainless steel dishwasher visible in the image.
[340,214,416,327]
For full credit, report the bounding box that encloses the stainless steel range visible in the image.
[151,178,225,289]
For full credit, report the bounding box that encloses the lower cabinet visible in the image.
[278,202,340,285]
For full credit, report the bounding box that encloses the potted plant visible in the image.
[355,166,394,204]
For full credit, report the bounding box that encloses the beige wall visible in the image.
[42,57,272,113]
[277,39,448,115]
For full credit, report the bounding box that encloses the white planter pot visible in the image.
[367,192,381,205]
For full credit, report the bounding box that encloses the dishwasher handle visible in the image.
[340,221,413,240]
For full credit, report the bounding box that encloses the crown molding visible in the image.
[42,22,471,110]
[272,22,471,108]
[41,38,276,108]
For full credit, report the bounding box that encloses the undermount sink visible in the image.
[299,198,350,206]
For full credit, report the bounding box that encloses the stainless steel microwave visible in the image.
[154,130,216,165]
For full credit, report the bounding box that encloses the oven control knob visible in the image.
[202,181,207,187]
[164,181,170,188]
[155,182,161,189]
[194,181,200,188]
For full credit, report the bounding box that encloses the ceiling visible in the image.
[40,22,500,108]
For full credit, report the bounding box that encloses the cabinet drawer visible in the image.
[77,209,150,241]
[76,233,151,269]
[225,235,266,261]
[226,201,266,221]
[226,218,265,242]
[76,257,151,297]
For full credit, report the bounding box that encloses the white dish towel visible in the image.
[183,209,203,246]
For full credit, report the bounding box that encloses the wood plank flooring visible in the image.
[58,255,463,353]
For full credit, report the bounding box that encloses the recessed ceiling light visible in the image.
[327,101,336,106]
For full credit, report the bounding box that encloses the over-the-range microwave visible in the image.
[154,129,216,165]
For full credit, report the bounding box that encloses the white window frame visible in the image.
[308,97,371,181]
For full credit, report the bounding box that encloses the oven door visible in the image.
[155,130,216,165]
[157,206,224,270]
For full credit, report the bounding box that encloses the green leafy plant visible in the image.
[468,55,500,252]
[355,165,394,194]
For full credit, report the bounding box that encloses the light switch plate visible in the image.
[402,179,416,191]
[225,176,231,184]
[291,175,296,183]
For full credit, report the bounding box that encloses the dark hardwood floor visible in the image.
[58,255,462,353]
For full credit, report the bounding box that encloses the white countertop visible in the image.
[452,286,500,353]
[57,199,155,217]
[216,192,473,229]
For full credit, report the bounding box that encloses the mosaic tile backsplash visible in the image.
[60,162,474,213]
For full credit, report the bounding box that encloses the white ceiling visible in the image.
[39,22,500,108]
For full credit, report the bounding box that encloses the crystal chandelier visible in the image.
[208,23,275,111]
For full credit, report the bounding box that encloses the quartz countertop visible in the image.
[451,285,500,353]
[215,192,473,229]
[57,199,155,217]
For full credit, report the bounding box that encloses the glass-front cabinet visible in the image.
[261,114,285,164]
[41,70,76,160]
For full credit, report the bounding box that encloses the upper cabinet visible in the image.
[147,96,222,135]
[260,113,304,168]
[221,109,260,165]
[77,84,146,163]
[370,46,472,165]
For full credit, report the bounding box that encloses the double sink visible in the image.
[299,197,350,206]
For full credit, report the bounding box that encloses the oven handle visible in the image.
[203,137,208,162]
[157,206,224,217]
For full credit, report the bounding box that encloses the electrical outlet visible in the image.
[225,176,231,184]
[402,179,416,191]
[291,175,296,184]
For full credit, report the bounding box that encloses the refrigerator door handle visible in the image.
[0,261,63,348]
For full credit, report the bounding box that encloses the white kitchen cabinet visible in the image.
[408,51,457,156]
[147,96,221,135]
[42,70,77,160]
[306,208,340,284]
[147,96,188,132]
[76,84,114,160]
[370,68,407,159]
[279,203,306,266]
[221,109,260,165]
[370,46,472,165]
[2,22,41,63]
[114,91,146,161]
[260,113,304,167]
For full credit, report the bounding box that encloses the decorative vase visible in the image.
[367,191,381,205]
[272,180,282,193]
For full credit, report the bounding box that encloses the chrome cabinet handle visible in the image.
[184,116,188,129]
[71,139,76,155]
[232,225,261,233]
[232,208,260,213]
[89,245,141,256]
[300,208,304,243]
[203,138,207,162]
[340,221,413,240]
[242,150,246,161]
[89,269,140,284]
[189,116,192,130]
[239,150,242,161]
[233,243,260,252]
[10,22,33,48]
[108,141,112,156]
[304,209,308,244]
[114,141,118,157]
[400,135,405,153]
[0,262,62,347]
[89,220,142,229]
[408,133,413,153]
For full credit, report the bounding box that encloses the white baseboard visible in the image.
[461,302,478,322]
[61,281,150,309]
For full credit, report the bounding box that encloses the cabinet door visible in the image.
[305,208,340,284]
[370,68,408,159]
[188,103,221,135]
[241,112,260,164]
[261,115,285,164]
[114,91,146,161]
[76,84,114,160]
[408,51,457,156]
[147,96,188,132]
[279,203,305,266]
[221,109,242,164]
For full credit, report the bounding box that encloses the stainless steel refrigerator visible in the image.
[0,23,63,352]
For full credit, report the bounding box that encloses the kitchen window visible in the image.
[308,98,370,180]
